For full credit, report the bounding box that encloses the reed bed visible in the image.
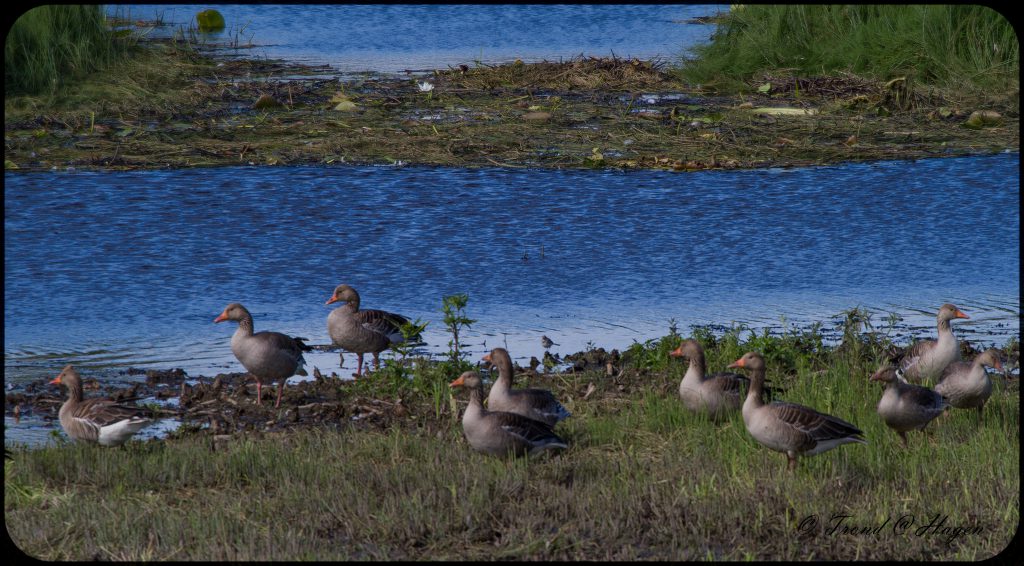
[680,5,1019,104]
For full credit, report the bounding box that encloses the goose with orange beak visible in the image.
[934,348,1003,423]
[728,352,866,471]
[482,347,570,427]
[896,303,970,383]
[449,371,567,458]
[214,302,311,408]
[49,365,153,446]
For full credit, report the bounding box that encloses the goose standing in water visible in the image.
[483,347,570,427]
[897,303,969,383]
[870,364,947,445]
[449,371,567,458]
[325,284,414,377]
[728,352,866,471]
[214,302,311,408]
[934,348,1003,422]
[49,365,153,446]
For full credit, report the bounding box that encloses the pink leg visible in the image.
[256,380,263,405]
[275,380,284,408]
[356,354,364,377]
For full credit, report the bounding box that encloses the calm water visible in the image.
[108,4,724,73]
[5,154,1020,388]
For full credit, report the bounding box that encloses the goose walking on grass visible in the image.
[896,303,969,383]
[449,371,567,458]
[728,352,866,471]
[483,347,570,427]
[325,284,415,377]
[870,364,947,446]
[49,365,153,446]
[214,302,311,408]
[934,348,1003,422]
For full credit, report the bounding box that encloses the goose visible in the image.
[214,302,311,408]
[669,339,757,420]
[483,347,570,427]
[449,371,567,457]
[934,348,1002,422]
[870,364,947,445]
[325,284,414,376]
[49,365,153,446]
[896,303,969,383]
[728,352,866,471]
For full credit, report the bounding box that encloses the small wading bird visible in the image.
[483,347,571,427]
[728,352,866,471]
[49,365,153,446]
[214,303,311,408]
[541,335,558,349]
[870,364,947,446]
[325,284,418,377]
[895,303,969,383]
[934,348,1003,422]
[449,371,567,458]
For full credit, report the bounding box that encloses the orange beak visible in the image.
[449,375,465,388]
[727,357,745,369]
[994,359,1003,371]
[868,370,883,382]
[214,312,228,323]
[49,375,62,385]
[481,353,492,363]
[669,346,682,357]
[325,296,339,305]
[955,310,969,319]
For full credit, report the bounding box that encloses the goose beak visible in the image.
[325,296,339,305]
[669,346,683,357]
[868,370,883,381]
[449,375,465,388]
[955,310,969,319]
[214,312,228,323]
[727,357,745,369]
[481,353,492,363]
[49,376,62,385]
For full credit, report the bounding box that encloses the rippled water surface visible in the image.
[6,154,1020,391]
[108,4,723,72]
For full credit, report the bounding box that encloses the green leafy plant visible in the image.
[441,293,476,362]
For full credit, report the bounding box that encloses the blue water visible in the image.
[107,4,725,73]
[5,154,1020,386]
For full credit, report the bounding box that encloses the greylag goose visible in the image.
[728,352,866,471]
[669,339,752,420]
[896,303,969,383]
[325,284,414,376]
[483,347,570,427]
[449,371,567,457]
[870,364,947,445]
[49,365,153,446]
[214,302,311,408]
[934,348,1002,422]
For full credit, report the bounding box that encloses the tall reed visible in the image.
[680,5,1018,96]
[5,5,132,95]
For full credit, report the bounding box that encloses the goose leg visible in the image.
[339,352,345,369]
[275,380,284,408]
[787,453,798,471]
[898,431,908,447]
[373,352,381,371]
[356,354,364,377]
[256,380,263,405]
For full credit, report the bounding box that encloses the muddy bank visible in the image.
[4,39,1018,173]
[6,336,1018,445]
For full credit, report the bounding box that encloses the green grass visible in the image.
[5,6,137,95]
[680,5,1019,98]
[6,320,1018,560]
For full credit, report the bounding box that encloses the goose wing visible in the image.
[355,309,412,342]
